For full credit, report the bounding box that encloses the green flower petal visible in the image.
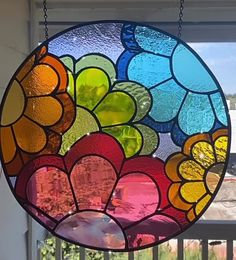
[67,71,75,100]
[60,56,74,72]
[103,125,142,158]
[59,107,99,155]
[94,91,135,127]
[76,68,109,110]
[114,82,151,121]
[75,54,116,84]
[135,124,159,155]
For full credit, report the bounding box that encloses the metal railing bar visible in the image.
[152,245,159,260]
[128,251,134,260]
[226,240,234,260]
[104,251,110,260]
[201,240,208,260]
[55,238,62,260]
[177,239,184,260]
[80,247,86,260]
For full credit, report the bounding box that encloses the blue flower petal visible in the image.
[171,123,188,147]
[135,26,177,56]
[117,50,137,80]
[178,93,215,135]
[210,92,228,126]
[142,116,174,133]
[150,79,186,122]
[121,24,141,51]
[172,44,218,93]
[128,53,171,88]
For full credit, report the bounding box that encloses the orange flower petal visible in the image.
[212,129,228,142]
[5,152,24,176]
[50,93,75,134]
[1,80,25,126]
[0,127,16,163]
[25,96,63,126]
[165,153,187,182]
[37,45,47,59]
[13,116,47,153]
[183,133,211,156]
[169,183,192,211]
[187,207,196,221]
[17,55,35,82]
[39,130,62,155]
[21,64,58,96]
[40,55,68,93]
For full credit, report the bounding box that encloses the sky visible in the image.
[189,43,236,95]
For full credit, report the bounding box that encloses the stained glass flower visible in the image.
[118,24,228,146]
[166,129,228,221]
[0,46,75,176]
[59,54,158,157]
[15,133,187,250]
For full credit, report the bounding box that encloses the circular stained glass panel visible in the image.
[0,21,230,251]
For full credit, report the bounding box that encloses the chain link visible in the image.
[43,0,49,40]
[177,0,185,39]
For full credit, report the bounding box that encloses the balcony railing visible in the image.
[32,220,236,260]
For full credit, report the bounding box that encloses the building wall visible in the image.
[0,0,29,259]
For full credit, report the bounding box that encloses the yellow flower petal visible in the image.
[191,141,215,168]
[25,97,63,126]
[195,194,211,216]
[13,116,47,153]
[180,182,206,203]
[1,80,25,126]
[179,160,205,181]
[214,136,228,162]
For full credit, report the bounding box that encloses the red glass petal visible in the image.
[161,206,189,227]
[65,133,124,173]
[125,214,180,249]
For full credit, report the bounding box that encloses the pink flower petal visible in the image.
[71,156,117,210]
[26,166,75,220]
[121,157,170,209]
[55,211,126,250]
[106,173,159,227]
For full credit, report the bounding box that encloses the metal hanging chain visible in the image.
[177,0,185,39]
[43,0,49,40]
